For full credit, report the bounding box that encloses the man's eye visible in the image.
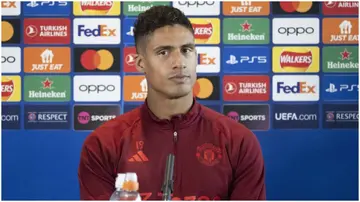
[158,50,168,56]
[182,48,193,53]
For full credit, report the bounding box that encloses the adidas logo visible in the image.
[128,151,149,162]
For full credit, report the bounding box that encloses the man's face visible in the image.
[136,24,197,99]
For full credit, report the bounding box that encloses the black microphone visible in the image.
[161,154,175,201]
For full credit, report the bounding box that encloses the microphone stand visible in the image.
[161,154,175,201]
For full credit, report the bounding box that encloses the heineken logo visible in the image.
[323,46,358,73]
[223,18,269,44]
[24,76,70,102]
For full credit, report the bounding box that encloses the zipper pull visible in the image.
[173,131,178,142]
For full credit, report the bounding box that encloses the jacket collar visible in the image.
[140,97,201,130]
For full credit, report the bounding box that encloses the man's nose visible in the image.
[171,50,186,69]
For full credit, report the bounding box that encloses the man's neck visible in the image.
[146,91,194,120]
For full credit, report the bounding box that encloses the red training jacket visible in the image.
[78,99,266,200]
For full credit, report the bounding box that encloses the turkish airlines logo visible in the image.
[223,75,270,101]
[24,18,70,44]
[123,46,138,73]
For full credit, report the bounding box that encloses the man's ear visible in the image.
[135,54,145,74]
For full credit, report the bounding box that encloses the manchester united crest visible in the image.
[196,143,222,166]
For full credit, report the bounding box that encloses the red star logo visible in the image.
[42,78,53,89]
[340,49,351,60]
[241,21,252,32]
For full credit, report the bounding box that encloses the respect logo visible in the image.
[189,18,220,44]
[272,47,319,73]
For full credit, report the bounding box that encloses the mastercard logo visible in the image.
[280,2,313,13]
[193,78,214,99]
[2,20,14,42]
[80,49,114,71]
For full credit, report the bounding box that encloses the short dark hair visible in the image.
[133,5,194,53]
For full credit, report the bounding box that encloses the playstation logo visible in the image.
[26,1,39,7]
[226,55,238,65]
[325,83,338,93]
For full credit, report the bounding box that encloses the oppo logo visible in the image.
[278,26,314,36]
[2,56,16,63]
[178,1,215,7]
[79,84,116,93]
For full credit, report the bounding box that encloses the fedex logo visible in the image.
[272,75,319,101]
[73,18,120,44]
[78,25,116,37]
[198,53,215,65]
[277,82,316,94]
[195,46,220,73]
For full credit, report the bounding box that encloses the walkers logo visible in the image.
[1,1,20,16]
[2,19,20,44]
[323,75,358,101]
[2,76,21,102]
[196,46,220,73]
[222,2,270,16]
[273,18,319,44]
[24,18,70,44]
[323,104,358,129]
[73,1,120,16]
[323,1,358,15]
[24,1,70,16]
[73,76,121,102]
[74,48,120,72]
[222,46,270,73]
[73,18,120,44]
[189,18,220,44]
[24,105,71,130]
[272,47,319,73]
[322,18,358,44]
[223,18,269,44]
[123,18,136,44]
[173,1,220,16]
[272,75,319,101]
[223,104,269,130]
[223,75,270,101]
[2,47,21,73]
[322,46,358,73]
[273,104,319,129]
[123,46,138,73]
[24,76,70,102]
[24,47,70,73]
[193,76,220,100]
[123,1,170,16]
[124,76,147,101]
[74,105,120,131]
[272,2,319,14]
[2,105,20,130]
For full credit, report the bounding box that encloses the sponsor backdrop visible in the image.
[1,1,358,200]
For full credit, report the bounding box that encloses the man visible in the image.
[78,5,266,200]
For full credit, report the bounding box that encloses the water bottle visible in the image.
[110,172,141,201]
[109,173,126,200]
[120,172,141,201]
